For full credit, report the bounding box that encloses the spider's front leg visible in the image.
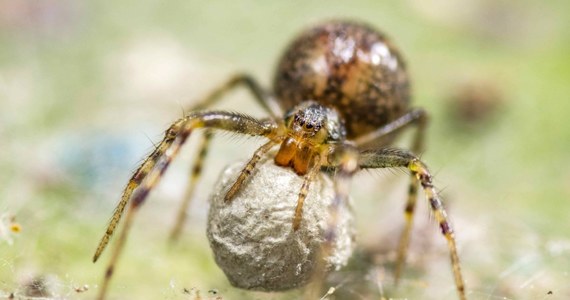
[358,148,467,300]
[92,111,281,300]
[170,74,282,241]
[291,155,323,231]
[223,139,280,202]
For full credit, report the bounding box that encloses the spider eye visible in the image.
[314,124,321,131]
[306,123,313,129]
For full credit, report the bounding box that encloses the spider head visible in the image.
[284,101,346,144]
[275,101,346,175]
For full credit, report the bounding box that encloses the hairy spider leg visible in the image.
[353,108,429,285]
[326,145,359,245]
[95,119,191,300]
[303,145,358,300]
[292,155,322,231]
[169,130,213,241]
[93,111,280,300]
[355,108,428,285]
[169,74,283,242]
[395,110,428,286]
[224,139,280,202]
[92,128,180,264]
[358,148,466,300]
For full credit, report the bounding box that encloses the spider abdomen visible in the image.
[274,21,411,139]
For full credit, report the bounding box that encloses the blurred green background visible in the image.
[1,0,569,299]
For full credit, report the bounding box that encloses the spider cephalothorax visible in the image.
[275,101,346,175]
[93,20,467,300]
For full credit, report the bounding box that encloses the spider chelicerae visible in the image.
[92,20,467,300]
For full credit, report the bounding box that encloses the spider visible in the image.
[92,20,467,300]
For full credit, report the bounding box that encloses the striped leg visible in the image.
[395,111,428,285]
[325,146,359,245]
[224,139,279,202]
[394,176,419,283]
[292,156,322,231]
[169,130,213,242]
[93,111,279,300]
[168,74,282,242]
[353,108,429,285]
[303,146,358,300]
[95,119,190,300]
[359,148,466,300]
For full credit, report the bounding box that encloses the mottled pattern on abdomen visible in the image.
[273,21,411,139]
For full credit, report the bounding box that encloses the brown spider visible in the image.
[93,20,467,299]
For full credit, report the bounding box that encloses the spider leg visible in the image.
[93,111,280,300]
[304,145,359,300]
[224,139,280,202]
[359,148,466,300]
[192,73,283,119]
[396,110,428,285]
[292,155,322,231]
[168,74,282,241]
[325,146,359,244]
[169,130,213,242]
[354,108,427,148]
[353,108,429,285]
